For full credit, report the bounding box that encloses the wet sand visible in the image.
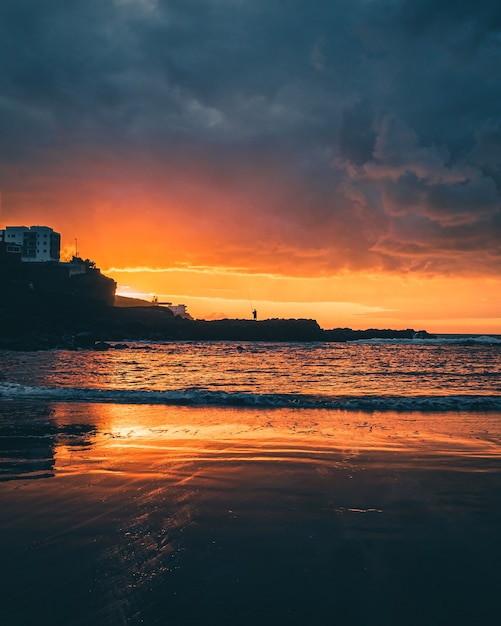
[1,401,501,625]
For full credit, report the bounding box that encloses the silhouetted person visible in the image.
[252,309,257,320]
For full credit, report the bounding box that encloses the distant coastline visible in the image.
[0,237,434,350]
[0,293,434,351]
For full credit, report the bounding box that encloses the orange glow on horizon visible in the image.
[111,266,501,334]
[1,200,500,333]
[2,151,501,335]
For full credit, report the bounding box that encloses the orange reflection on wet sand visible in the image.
[51,403,501,480]
[3,401,501,626]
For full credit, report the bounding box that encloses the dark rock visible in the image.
[413,330,437,339]
[93,341,111,351]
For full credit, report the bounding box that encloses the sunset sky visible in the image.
[1,0,500,332]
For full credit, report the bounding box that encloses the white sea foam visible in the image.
[355,334,501,346]
[1,381,500,412]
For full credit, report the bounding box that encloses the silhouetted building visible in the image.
[0,225,60,262]
[0,226,116,309]
[168,303,190,318]
[0,240,22,262]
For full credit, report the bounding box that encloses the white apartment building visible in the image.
[0,226,61,262]
[167,304,189,317]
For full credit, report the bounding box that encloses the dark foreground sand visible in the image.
[1,401,500,626]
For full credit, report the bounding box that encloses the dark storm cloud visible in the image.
[1,0,500,274]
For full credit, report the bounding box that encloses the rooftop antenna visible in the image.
[75,238,79,258]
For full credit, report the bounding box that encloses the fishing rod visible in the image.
[246,289,257,320]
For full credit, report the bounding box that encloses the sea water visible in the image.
[1,335,500,408]
[1,336,500,625]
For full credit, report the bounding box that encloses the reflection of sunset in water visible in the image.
[3,340,500,400]
[49,404,501,481]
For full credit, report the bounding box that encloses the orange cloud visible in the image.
[2,145,501,334]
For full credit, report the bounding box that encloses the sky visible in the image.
[1,0,501,332]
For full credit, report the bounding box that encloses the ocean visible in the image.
[1,336,500,625]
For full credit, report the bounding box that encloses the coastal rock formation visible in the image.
[0,299,434,350]
[0,252,434,349]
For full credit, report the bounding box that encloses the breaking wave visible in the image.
[1,382,500,412]
[358,334,501,346]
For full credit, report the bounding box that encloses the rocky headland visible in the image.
[0,236,434,350]
[0,297,433,350]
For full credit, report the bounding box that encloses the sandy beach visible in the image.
[1,400,500,625]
